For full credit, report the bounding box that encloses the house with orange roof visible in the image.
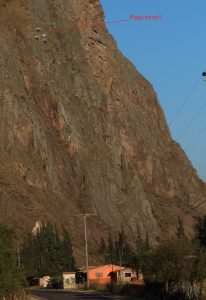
[77,264,122,285]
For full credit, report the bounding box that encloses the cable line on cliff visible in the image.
[175,72,206,142]
[169,76,201,126]
[166,194,206,226]
[176,98,206,141]
[184,123,206,149]
[181,71,206,149]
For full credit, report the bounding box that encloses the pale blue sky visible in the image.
[100,0,206,181]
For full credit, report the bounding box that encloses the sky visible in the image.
[100,0,206,181]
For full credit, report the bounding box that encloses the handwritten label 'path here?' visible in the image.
[130,15,162,21]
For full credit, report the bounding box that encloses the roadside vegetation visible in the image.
[135,216,206,300]
[21,223,75,285]
[0,225,26,300]
[0,222,75,297]
[99,217,206,299]
[2,217,206,299]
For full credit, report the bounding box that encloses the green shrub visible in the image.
[0,225,26,298]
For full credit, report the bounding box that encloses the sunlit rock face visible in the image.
[0,0,206,261]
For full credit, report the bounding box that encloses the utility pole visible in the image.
[84,215,89,289]
[17,242,21,268]
[76,213,92,289]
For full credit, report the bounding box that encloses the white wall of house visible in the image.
[117,268,137,283]
[63,272,76,289]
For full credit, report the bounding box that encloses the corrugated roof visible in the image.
[79,264,122,272]
[109,267,132,274]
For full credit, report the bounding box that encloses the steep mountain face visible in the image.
[0,0,206,261]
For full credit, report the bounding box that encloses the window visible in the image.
[96,272,103,278]
[124,273,131,278]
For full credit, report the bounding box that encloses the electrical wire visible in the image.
[176,98,206,141]
[169,77,201,126]
[185,123,206,149]
[165,194,206,227]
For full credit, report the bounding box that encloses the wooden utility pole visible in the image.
[76,213,92,289]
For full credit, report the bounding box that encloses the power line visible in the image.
[169,77,201,126]
[185,123,206,149]
[176,98,206,141]
[166,195,206,227]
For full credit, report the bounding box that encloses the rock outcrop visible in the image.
[0,0,206,261]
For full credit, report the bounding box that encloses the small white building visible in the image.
[63,272,76,289]
[110,267,143,285]
[117,267,137,284]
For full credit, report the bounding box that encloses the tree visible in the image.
[144,231,150,250]
[117,228,134,266]
[193,215,206,247]
[133,218,206,299]
[106,234,115,264]
[60,227,75,272]
[138,238,196,283]
[135,237,206,299]
[104,229,134,266]
[98,237,106,254]
[135,230,150,272]
[117,228,124,266]
[176,216,185,239]
[21,223,75,278]
[136,229,150,253]
[21,233,38,277]
[98,237,106,262]
[0,225,26,298]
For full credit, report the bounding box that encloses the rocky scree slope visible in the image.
[0,0,206,260]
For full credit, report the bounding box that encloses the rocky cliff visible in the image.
[0,0,206,261]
